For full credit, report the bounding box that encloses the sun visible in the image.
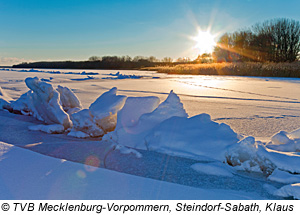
[193,30,216,55]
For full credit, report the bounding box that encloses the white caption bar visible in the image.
[0,200,299,215]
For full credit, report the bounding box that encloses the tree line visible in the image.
[13,55,177,70]
[213,18,300,63]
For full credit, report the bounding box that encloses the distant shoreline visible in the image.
[8,61,300,78]
[12,60,171,71]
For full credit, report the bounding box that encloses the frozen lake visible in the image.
[1,67,300,200]
[1,67,300,139]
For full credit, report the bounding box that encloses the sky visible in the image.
[1,0,300,66]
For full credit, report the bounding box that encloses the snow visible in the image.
[191,162,234,177]
[89,87,127,132]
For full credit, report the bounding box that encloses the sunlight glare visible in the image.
[193,30,216,54]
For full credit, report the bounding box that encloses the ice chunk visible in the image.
[0,87,11,109]
[271,131,293,145]
[273,183,300,199]
[268,168,300,184]
[69,109,104,138]
[191,162,234,177]
[0,98,9,109]
[24,77,72,129]
[257,147,300,174]
[115,96,160,130]
[8,77,72,128]
[68,130,90,138]
[103,72,143,79]
[89,87,127,132]
[57,85,82,112]
[145,114,238,161]
[28,124,65,134]
[266,130,300,152]
[7,91,42,119]
[139,90,188,126]
[225,137,274,175]
[0,86,10,100]
[104,90,188,149]
[226,137,259,166]
[227,136,300,175]
[66,107,81,115]
[288,128,300,139]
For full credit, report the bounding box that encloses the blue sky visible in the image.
[1,0,300,65]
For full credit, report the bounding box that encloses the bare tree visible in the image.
[88,56,101,61]
[214,18,300,62]
[161,57,173,63]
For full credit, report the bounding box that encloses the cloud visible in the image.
[0,57,33,66]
